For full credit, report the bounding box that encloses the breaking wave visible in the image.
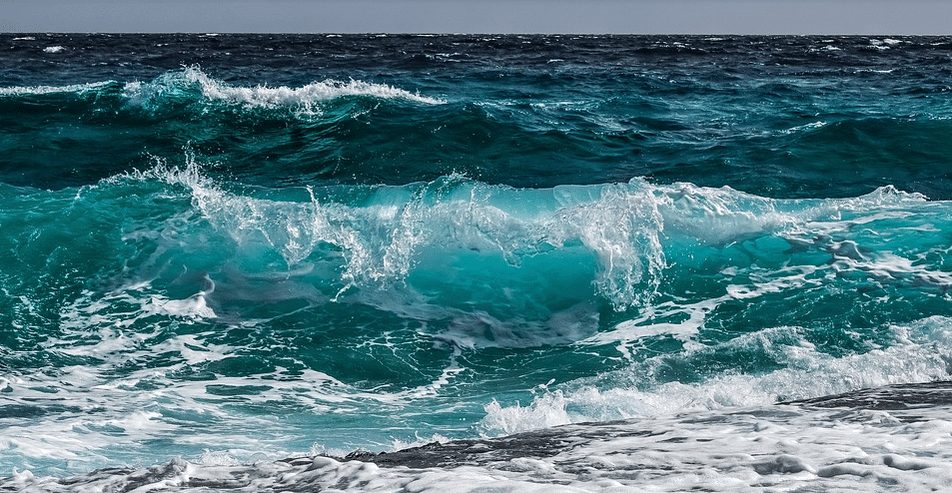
[0,66,444,111]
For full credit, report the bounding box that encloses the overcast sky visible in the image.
[3,0,952,34]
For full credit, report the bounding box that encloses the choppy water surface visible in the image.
[1,34,951,491]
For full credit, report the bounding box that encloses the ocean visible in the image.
[1,34,951,491]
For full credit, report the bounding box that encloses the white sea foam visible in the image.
[8,394,952,492]
[42,46,65,53]
[0,316,373,469]
[0,67,443,111]
[58,280,218,335]
[0,81,112,96]
[868,39,896,51]
[0,267,467,472]
[122,66,445,112]
[480,316,952,436]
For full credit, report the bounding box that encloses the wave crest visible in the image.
[0,67,444,112]
[0,81,113,96]
[122,66,445,112]
[113,155,936,316]
[481,316,952,436]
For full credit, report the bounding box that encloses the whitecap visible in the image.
[482,316,952,435]
[0,81,112,96]
[12,395,952,492]
[122,66,445,111]
[781,120,828,134]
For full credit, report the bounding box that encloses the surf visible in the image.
[2,35,952,490]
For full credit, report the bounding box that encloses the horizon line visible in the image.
[3,31,948,36]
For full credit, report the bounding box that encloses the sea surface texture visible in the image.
[1,34,951,491]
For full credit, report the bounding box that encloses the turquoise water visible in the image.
[1,34,950,477]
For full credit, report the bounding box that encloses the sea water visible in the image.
[1,34,951,491]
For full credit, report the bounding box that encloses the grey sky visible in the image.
[3,0,952,34]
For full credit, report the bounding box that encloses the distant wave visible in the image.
[123,66,445,109]
[0,81,113,96]
[0,66,445,110]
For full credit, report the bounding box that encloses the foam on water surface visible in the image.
[0,66,443,111]
[1,158,949,480]
[2,34,952,490]
[123,66,445,111]
[8,384,952,492]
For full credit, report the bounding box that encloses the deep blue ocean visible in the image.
[1,34,951,491]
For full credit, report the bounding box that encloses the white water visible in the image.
[0,67,444,109]
[122,66,445,111]
[7,399,952,492]
[481,316,952,436]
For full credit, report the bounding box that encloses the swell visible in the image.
[0,65,443,105]
[2,67,951,197]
